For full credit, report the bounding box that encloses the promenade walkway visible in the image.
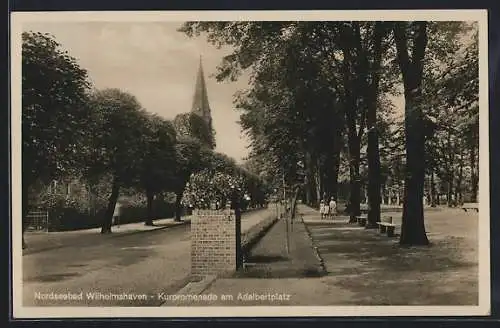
[23,217,190,256]
[185,204,479,307]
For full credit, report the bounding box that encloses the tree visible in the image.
[138,114,177,225]
[180,22,349,209]
[419,22,478,206]
[170,136,209,220]
[393,21,430,246]
[173,112,215,149]
[22,31,91,247]
[85,88,149,233]
[171,110,218,219]
[338,22,390,227]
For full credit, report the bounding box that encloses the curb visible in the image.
[22,221,188,256]
[241,215,279,256]
[300,215,328,275]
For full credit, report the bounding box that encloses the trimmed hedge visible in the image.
[46,202,266,231]
[47,201,177,231]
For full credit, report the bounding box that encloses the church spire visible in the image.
[191,56,212,128]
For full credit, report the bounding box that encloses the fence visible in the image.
[25,210,49,232]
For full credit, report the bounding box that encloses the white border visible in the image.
[11,10,490,318]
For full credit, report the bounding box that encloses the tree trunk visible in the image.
[304,179,312,206]
[101,178,120,234]
[290,185,301,221]
[394,21,429,246]
[430,170,437,207]
[339,25,363,223]
[457,151,464,205]
[314,166,321,204]
[348,136,361,223]
[304,151,317,207]
[174,189,184,221]
[308,155,319,207]
[301,154,312,206]
[400,95,429,245]
[366,126,382,228]
[155,193,165,219]
[447,175,454,207]
[329,151,341,201]
[360,21,384,229]
[145,190,155,226]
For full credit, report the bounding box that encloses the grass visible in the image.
[191,205,479,306]
[305,207,478,305]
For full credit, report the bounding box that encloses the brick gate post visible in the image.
[191,209,241,279]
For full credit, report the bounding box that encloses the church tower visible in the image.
[191,56,214,135]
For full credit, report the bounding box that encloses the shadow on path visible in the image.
[305,209,478,305]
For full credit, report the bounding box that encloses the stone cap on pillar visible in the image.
[192,209,236,219]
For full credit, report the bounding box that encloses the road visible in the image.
[22,208,274,307]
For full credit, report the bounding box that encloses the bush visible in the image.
[47,200,177,231]
[48,207,105,231]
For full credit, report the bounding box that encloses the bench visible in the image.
[462,203,478,212]
[356,215,368,227]
[376,216,396,237]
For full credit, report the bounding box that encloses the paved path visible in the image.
[23,217,191,256]
[22,208,275,307]
[191,204,479,307]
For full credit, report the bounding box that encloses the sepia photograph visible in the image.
[10,10,489,318]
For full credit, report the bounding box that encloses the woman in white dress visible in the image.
[329,197,337,219]
[322,200,330,220]
[319,201,325,219]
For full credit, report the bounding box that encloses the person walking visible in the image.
[113,200,122,228]
[322,199,330,220]
[329,197,337,219]
[319,200,325,219]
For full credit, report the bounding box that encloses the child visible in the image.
[323,199,330,220]
[319,201,325,219]
[329,197,337,219]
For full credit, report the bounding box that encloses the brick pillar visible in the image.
[191,209,239,279]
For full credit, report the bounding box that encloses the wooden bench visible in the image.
[376,216,396,237]
[356,215,368,227]
[462,203,478,212]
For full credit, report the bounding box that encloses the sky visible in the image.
[23,21,252,163]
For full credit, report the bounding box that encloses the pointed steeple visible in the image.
[191,55,212,129]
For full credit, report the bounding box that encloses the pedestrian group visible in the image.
[320,197,337,219]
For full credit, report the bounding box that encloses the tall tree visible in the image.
[421,22,478,205]
[85,88,149,233]
[346,22,388,228]
[22,31,91,247]
[170,136,209,220]
[393,21,430,245]
[138,114,177,225]
[335,22,375,222]
[180,22,347,209]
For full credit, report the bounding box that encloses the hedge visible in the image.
[47,201,177,231]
